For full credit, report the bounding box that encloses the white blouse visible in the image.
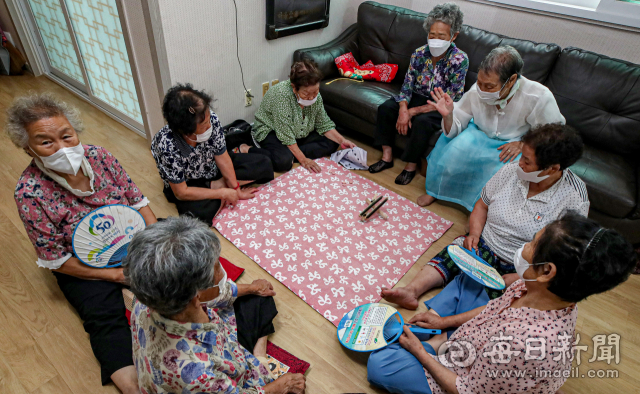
[445,76,565,140]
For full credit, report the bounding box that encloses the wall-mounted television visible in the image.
[266,0,330,40]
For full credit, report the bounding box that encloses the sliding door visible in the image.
[24,0,143,130]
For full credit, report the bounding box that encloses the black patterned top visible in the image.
[151,111,227,188]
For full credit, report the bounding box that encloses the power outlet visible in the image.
[271,79,279,86]
[244,89,253,107]
[262,82,270,97]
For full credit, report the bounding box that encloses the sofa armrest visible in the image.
[293,23,359,80]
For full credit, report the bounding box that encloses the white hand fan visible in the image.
[72,204,146,268]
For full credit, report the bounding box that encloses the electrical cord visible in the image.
[231,0,253,98]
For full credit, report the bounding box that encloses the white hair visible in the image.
[5,92,84,149]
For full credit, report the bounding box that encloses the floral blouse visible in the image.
[426,280,578,394]
[131,278,273,394]
[252,79,336,146]
[14,145,148,269]
[394,43,468,103]
[151,110,227,188]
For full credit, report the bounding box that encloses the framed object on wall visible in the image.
[266,0,330,40]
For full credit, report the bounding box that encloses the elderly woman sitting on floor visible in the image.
[6,93,157,394]
[124,216,306,394]
[369,213,637,394]
[417,45,565,210]
[383,123,589,307]
[152,84,275,226]
[238,59,356,173]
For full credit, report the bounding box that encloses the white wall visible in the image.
[156,0,640,126]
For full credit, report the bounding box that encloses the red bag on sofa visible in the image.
[335,52,398,83]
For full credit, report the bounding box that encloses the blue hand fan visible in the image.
[337,303,441,352]
[72,204,146,268]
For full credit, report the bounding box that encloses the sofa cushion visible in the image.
[545,48,640,158]
[570,145,637,219]
[319,78,397,124]
[455,26,561,91]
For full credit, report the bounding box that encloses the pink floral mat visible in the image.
[212,159,452,326]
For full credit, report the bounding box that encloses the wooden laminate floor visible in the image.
[0,74,638,394]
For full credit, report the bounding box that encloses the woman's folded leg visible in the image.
[53,272,133,385]
[163,181,222,225]
[228,151,274,184]
[297,132,340,160]
[424,273,490,318]
[233,294,278,352]
[249,131,295,172]
[367,342,435,394]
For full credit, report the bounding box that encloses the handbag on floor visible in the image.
[223,119,255,150]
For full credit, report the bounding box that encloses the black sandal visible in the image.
[368,160,394,173]
[395,170,416,185]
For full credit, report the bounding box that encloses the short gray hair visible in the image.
[4,92,84,149]
[479,45,524,84]
[123,216,221,317]
[423,3,464,36]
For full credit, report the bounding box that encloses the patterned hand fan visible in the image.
[337,303,441,352]
[72,204,146,268]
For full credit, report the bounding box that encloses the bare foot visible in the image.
[417,194,436,207]
[380,287,420,310]
[239,143,251,154]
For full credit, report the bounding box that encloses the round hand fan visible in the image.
[447,244,506,290]
[337,303,441,352]
[72,204,146,268]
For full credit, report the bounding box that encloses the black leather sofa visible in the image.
[294,1,640,244]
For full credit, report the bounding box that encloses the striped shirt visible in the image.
[480,162,589,262]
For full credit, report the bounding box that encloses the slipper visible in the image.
[395,170,416,185]
[368,160,394,173]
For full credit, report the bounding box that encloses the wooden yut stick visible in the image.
[365,196,388,220]
[365,197,388,220]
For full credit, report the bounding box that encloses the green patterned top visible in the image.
[252,80,336,146]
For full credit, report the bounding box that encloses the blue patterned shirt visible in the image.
[394,43,469,103]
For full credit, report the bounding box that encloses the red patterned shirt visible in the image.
[14,145,148,269]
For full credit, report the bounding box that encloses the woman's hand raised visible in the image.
[428,87,455,118]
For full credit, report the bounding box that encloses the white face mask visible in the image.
[428,37,452,58]
[205,266,228,305]
[190,125,213,143]
[30,142,84,175]
[477,79,520,109]
[297,93,318,107]
[477,79,508,102]
[513,245,546,282]
[516,166,550,183]
[210,267,228,290]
